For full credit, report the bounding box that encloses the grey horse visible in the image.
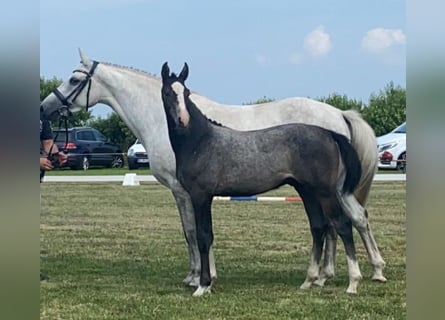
[161,62,370,296]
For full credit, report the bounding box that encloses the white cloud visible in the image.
[288,25,332,65]
[361,28,406,53]
[303,26,333,57]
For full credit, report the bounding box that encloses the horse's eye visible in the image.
[69,78,81,85]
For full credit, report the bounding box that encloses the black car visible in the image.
[53,127,124,170]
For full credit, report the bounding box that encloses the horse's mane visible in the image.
[207,118,223,127]
[100,61,159,79]
[185,91,223,127]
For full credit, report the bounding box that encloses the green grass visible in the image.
[40,181,406,319]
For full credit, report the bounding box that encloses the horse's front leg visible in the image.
[171,184,217,287]
[191,195,214,297]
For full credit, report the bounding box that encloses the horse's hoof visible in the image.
[346,283,359,294]
[299,281,313,290]
[183,273,200,287]
[188,276,200,287]
[372,274,387,282]
[192,285,212,297]
[346,287,358,294]
[313,278,327,287]
[182,273,193,284]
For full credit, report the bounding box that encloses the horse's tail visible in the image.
[342,110,378,210]
[331,131,362,194]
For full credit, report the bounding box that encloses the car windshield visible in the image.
[392,122,406,133]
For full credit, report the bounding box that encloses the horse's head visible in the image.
[41,49,101,120]
[160,62,191,129]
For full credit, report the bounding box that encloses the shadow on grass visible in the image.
[41,253,362,295]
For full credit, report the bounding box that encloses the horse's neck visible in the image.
[95,65,170,156]
[166,99,210,157]
[178,99,212,144]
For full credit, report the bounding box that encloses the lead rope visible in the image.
[47,116,69,167]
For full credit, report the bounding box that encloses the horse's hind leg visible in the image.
[298,192,330,289]
[171,184,217,287]
[337,192,386,282]
[320,196,363,294]
[333,215,363,294]
[313,224,337,287]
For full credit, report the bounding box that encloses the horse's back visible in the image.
[190,94,350,136]
[203,124,339,188]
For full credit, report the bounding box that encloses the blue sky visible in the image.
[40,0,406,118]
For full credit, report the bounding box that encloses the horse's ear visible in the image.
[78,48,91,66]
[161,62,170,83]
[178,62,189,83]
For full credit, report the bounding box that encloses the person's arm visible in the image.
[40,119,67,165]
[41,138,58,155]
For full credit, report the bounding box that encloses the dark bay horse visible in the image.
[160,62,380,296]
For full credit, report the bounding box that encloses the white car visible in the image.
[127,139,150,169]
[376,122,406,171]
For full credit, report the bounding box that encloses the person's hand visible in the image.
[40,157,53,171]
[57,152,68,165]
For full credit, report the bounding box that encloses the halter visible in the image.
[45,60,99,165]
[52,60,99,113]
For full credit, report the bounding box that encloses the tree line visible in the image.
[41,76,406,151]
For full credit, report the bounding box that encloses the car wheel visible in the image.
[73,155,89,170]
[397,152,406,172]
[82,156,90,170]
[110,155,124,168]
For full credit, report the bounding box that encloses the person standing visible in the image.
[40,115,67,280]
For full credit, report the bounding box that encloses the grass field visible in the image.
[40,181,406,320]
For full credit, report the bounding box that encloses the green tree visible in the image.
[317,93,364,112]
[243,96,275,105]
[40,76,62,102]
[362,82,406,136]
[40,76,93,127]
[88,113,136,151]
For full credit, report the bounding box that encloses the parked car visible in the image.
[376,122,406,171]
[127,139,150,169]
[53,127,124,170]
